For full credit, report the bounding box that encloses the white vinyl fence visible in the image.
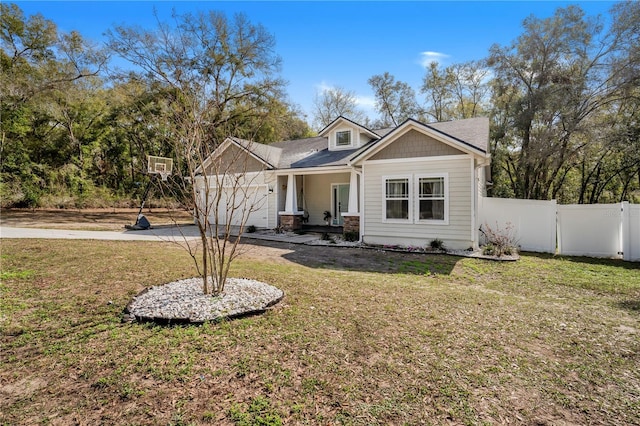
[479,197,640,261]
[479,197,557,253]
[557,204,622,258]
[624,204,640,262]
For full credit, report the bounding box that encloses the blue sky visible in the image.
[15,1,617,121]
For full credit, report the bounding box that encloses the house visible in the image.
[196,116,491,250]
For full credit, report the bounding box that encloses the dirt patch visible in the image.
[0,208,193,231]
[0,377,48,403]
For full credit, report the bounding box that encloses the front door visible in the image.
[332,184,349,226]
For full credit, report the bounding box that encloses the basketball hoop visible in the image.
[148,155,173,181]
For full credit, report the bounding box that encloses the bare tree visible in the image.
[311,86,366,130]
[421,61,490,122]
[108,10,285,295]
[368,72,422,126]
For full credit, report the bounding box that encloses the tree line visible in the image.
[1,1,639,208]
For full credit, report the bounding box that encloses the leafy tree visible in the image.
[487,3,640,200]
[108,10,287,295]
[0,3,107,207]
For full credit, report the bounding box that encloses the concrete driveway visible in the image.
[0,225,322,244]
[0,225,202,241]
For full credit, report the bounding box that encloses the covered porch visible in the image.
[276,168,361,237]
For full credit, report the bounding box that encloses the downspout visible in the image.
[354,167,364,243]
[473,157,490,250]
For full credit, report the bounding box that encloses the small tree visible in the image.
[479,222,519,257]
[108,9,285,295]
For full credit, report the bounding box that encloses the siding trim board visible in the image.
[364,154,470,165]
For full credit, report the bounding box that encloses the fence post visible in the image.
[622,201,630,261]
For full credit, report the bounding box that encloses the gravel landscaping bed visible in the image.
[124,277,284,324]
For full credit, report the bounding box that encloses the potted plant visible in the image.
[323,210,332,225]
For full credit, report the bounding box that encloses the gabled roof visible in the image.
[350,117,490,164]
[290,146,361,168]
[196,137,282,174]
[199,116,490,174]
[318,116,381,139]
[426,117,489,153]
[270,136,329,168]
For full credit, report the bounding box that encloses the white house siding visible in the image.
[301,172,350,225]
[362,156,474,250]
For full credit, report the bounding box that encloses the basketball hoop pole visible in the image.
[134,178,154,225]
[126,155,173,230]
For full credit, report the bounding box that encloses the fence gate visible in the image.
[557,204,623,258]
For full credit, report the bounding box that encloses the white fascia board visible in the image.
[198,138,275,175]
[274,165,353,176]
[363,154,470,165]
[196,138,234,174]
[229,139,277,169]
[319,116,379,139]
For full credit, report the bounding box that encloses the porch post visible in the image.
[279,173,302,231]
[284,173,298,213]
[347,170,359,214]
[342,169,360,239]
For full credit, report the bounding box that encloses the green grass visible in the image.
[1,239,639,425]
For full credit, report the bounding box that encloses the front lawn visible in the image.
[1,239,638,425]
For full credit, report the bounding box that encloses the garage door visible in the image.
[208,185,269,228]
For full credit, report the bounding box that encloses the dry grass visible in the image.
[0,208,193,231]
[1,238,639,425]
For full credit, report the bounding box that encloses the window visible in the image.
[382,174,448,224]
[336,130,351,146]
[385,178,409,220]
[418,177,445,220]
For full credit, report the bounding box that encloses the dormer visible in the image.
[319,116,380,151]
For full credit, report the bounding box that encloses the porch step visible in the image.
[301,225,343,234]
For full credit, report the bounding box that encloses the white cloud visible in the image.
[315,81,334,93]
[354,95,376,109]
[419,51,450,67]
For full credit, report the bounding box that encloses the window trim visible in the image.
[335,129,352,147]
[381,173,449,225]
[382,175,412,222]
[415,173,449,225]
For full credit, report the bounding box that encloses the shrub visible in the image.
[343,231,359,242]
[480,222,519,257]
[429,238,445,251]
[246,224,257,233]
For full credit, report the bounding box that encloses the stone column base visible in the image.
[342,215,360,238]
[279,214,302,231]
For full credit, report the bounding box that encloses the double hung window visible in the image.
[385,178,409,220]
[383,174,448,223]
[418,177,445,220]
